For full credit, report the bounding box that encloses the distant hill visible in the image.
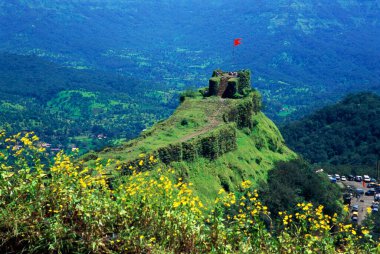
[281,92,380,174]
[1,0,379,122]
[0,53,176,152]
[0,53,136,99]
[85,90,296,204]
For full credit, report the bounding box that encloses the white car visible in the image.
[335,174,340,181]
[364,175,371,183]
[341,176,347,181]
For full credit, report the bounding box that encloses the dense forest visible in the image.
[281,92,380,175]
[260,159,341,217]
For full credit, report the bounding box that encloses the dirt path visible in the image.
[179,98,227,143]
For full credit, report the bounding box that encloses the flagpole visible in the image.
[232,38,241,68]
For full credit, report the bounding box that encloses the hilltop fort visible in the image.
[84,68,295,204]
[207,69,251,98]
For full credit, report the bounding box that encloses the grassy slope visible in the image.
[172,112,296,205]
[92,93,296,205]
[97,95,226,160]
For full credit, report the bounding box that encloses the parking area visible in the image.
[342,180,375,224]
[327,173,378,224]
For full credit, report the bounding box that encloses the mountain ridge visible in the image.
[86,88,296,204]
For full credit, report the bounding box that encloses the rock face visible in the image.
[208,69,251,98]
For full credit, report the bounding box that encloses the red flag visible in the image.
[234,38,242,46]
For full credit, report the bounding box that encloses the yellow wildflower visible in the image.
[362,229,370,235]
[241,180,252,189]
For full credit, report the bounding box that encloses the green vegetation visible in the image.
[173,113,295,205]
[1,89,378,253]
[2,1,380,124]
[0,132,377,253]
[237,70,251,94]
[260,159,342,217]
[0,53,175,153]
[365,210,380,240]
[88,90,296,205]
[281,92,380,176]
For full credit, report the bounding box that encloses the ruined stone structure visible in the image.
[208,69,251,98]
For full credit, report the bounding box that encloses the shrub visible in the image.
[181,118,189,126]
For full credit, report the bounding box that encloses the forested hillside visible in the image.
[1,0,379,122]
[281,92,380,174]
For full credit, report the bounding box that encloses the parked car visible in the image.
[365,189,376,196]
[367,183,377,188]
[352,205,359,212]
[345,186,354,195]
[335,174,340,180]
[341,176,347,181]
[343,193,351,205]
[355,176,362,182]
[330,177,337,183]
[364,175,371,183]
[348,175,355,181]
[351,216,358,223]
[356,188,365,195]
[375,194,380,201]
[371,202,379,208]
[371,178,377,183]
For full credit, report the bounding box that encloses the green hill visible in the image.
[86,89,296,204]
[281,92,380,175]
